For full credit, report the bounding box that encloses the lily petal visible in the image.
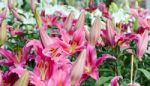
[71,49,86,85]
[96,54,116,66]
[0,48,17,64]
[110,76,122,86]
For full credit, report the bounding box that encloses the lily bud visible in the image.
[128,83,140,86]
[75,11,85,29]
[8,0,14,10]
[106,19,115,45]
[0,9,7,24]
[0,20,7,46]
[136,29,149,60]
[11,9,22,21]
[70,49,86,85]
[64,11,75,31]
[88,16,101,45]
[34,9,42,28]
[30,0,36,13]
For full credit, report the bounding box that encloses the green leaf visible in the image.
[95,76,112,86]
[138,68,150,80]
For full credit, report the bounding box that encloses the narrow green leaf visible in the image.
[138,68,150,80]
[95,76,112,86]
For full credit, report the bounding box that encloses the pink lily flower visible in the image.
[57,28,86,55]
[110,76,122,86]
[33,57,55,81]
[80,44,116,82]
[39,27,67,61]
[136,29,149,60]
[0,45,32,67]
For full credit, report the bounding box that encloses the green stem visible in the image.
[130,55,134,83]
[134,60,138,82]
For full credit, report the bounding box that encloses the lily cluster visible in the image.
[0,0,150,86]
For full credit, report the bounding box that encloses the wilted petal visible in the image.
[71,49,86,85]
[110,76,122,86]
